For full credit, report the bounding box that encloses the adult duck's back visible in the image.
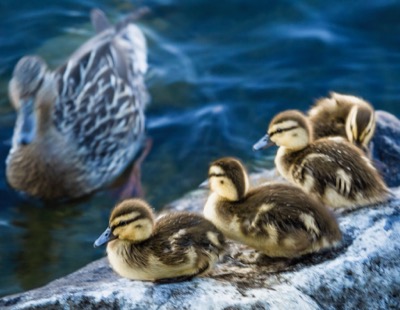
[6,9,149,200]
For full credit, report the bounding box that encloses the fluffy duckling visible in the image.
[6,9,149,200]
[204,157,341,258]
[94,199,225,283]
[308,92,376,154]
[253,110,390,209]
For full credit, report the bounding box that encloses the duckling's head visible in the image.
[94,199,155,247]
[208,157,249,201]
[345,104,375,148]
[9,56,55,145]
[253,110,311,151]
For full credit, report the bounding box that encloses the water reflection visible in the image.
[12,201,83,290]
[7,182,139,293]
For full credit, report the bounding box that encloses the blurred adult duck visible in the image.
[6,9,149,200]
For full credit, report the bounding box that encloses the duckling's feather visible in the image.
[215,184,338,242]
[308,93,375,150]
[115,212,224,267]
[309,97,348,140]
[107,211,224,281]
[151,213,225,263]
[281,138,388,201]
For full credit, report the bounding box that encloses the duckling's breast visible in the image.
[275,147,306,183]
[204,193,241,240]
[106,243,152,280]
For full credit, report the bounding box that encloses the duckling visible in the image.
[6,9,149,200]
[308,92,376,154]
[253,110,390,209]
[204,157,341,258]
[94,199,225,283]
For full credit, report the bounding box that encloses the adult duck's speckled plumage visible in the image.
[308,92,376,153]
[94,199,225,282]
[253,110,390,210]
[204,157,342,258]
[6,9,149,200]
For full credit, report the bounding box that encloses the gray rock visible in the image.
[1,186,400,310]
[372,110,400,187]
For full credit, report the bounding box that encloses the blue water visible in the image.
[1,0,400,297]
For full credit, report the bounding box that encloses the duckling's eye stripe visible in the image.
[269,126,298,137]
[111,215,144,230]
[209,173,226,178]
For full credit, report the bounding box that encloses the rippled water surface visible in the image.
[1,0,400,297]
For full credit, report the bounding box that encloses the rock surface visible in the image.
[1,186,400,310]
[372,111,400,187]
[1,111,400,309]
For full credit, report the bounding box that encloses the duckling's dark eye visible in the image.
[276,128,283,133]
[220,180,224,185]
[120,220,128,226]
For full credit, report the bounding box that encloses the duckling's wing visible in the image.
[297,153,351,197]
[153,213,225,264]
[297,142,372,198]
[250,198,320,237]
[245,191,321,252]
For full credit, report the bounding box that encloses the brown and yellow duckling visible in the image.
[204,157,341,258]
[253,110,390,209]
[94,199,225,283]
[308,92,375,154]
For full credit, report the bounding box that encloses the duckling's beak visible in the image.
[199,179,209,189]
[253,134,274,151]
[93,227,116,248]
[17,97,36,145]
